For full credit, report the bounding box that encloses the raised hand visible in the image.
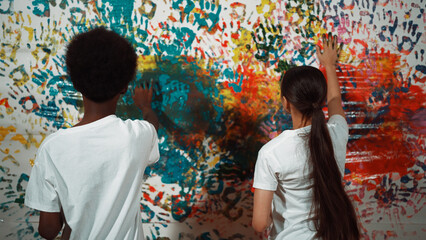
[316,34,345,118]
[316,33,340,68]
[133,79,154,111]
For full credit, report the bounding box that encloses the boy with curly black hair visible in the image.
[25,27,159,239]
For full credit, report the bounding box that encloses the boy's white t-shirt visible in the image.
[253,114,349,240]
[25,115,160,240]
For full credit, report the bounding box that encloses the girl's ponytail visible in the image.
[309,106,359,240]
[281,66,359,240]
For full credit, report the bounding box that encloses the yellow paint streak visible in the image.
[11,132,46,149]
[10,134,27,145]
[2,154,19,166]
[137,55,159,71]
[0,48,5,60]
[9,44,18,63]
[23,26,34,41]
[0,148,9,154]
[27,14,32,24]
[29,158,35,167]
[17,11,24,22]
[31,48,40,60]
[0,126,16,142]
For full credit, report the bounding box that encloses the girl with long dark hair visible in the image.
[252,35,359,240]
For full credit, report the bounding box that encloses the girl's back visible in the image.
[254,115,348,239]
[252,35,359,240]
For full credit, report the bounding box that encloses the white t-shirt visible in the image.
[25,115,160,240]
[253,115,349,240]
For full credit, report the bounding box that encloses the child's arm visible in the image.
[252,188,273,232]
[316,34,345,118]
[132,80,159,131]
[39,211,63,240]
[61,208,71,240]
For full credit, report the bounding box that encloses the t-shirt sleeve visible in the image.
[24,146,60,212]
[147,122,160,165]
[327,114,349,174]
[253,150,278,191]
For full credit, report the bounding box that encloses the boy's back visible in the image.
[24,27,160,239]
[25,115,159,239]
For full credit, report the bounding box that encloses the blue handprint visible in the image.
[194,0,222,31]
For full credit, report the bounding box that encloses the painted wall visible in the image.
[0,0,425,239]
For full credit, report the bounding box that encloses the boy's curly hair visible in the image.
[66,27,137,102]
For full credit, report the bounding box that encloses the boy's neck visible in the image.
[74,95,120,127]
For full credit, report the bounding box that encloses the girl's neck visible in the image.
[290,107,311,130]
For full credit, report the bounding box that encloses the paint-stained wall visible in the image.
[0,0,425,239]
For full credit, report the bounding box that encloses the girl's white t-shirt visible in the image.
[253,114,349,240]
[25,115,159,240]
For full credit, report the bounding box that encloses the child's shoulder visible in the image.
[38,129,66,149]
[260,129,296,153]
[121,119,156,132]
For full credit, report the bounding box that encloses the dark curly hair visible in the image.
[66,27,137,102]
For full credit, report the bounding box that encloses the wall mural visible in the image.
[0,0,425,239]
